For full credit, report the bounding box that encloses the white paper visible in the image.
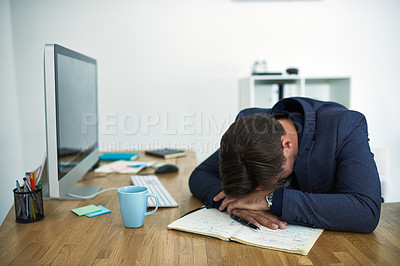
[232,224,323,252]
[168,208,323,254]
[168,208,243,240]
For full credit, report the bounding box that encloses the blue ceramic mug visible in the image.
[118,186,159,228]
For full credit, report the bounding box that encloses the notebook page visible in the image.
[168,208,243,240]
[231,224,323,254]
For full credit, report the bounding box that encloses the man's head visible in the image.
[219,113,297,197]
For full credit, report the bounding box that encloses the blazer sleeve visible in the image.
[188,149,223,208]
[281,111,381,233]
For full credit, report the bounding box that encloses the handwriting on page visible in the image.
[233,224,322,251]
[168,208,243,239]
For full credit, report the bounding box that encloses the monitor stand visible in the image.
[63,185,102,199]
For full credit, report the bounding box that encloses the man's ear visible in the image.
[280,136,292,150]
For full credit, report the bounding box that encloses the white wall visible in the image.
[0,0,23,225]
[1,0,399,224]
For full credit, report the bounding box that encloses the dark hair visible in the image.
[219,113,287,197]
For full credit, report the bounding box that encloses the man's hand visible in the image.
[213,190,286,230]
[232,209,287,230]
[214,189,273,214]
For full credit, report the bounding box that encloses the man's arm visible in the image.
[188,149,223,208]
[280,111,381,233]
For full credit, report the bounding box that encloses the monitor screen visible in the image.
[56,53,97,180]
[43,44,100,199]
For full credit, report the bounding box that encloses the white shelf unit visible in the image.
[239,75,351,109]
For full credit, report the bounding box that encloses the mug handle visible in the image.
[145,193,159,216]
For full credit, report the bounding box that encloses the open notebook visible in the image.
[167,208,323,255]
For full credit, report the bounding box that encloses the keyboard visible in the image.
[130,175,178,207]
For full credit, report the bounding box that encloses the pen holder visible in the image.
[13,187,44,223]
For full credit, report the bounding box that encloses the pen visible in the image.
[23,181,29,218]
[16,180,27,220]
[30,172,36,190]
[25,173,31,187]
[36,155,46,186]
[23,178,43,216]
[36,166,43,186]
[231,214,259,230]
[24,177,36,219]
[36,180,42,190]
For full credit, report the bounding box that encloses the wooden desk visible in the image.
[0,151,399,265]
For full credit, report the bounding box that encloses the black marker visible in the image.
[231,214,259,230]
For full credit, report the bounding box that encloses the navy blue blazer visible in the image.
[189,97,381,233]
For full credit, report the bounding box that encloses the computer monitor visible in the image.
[42,44,100,199]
